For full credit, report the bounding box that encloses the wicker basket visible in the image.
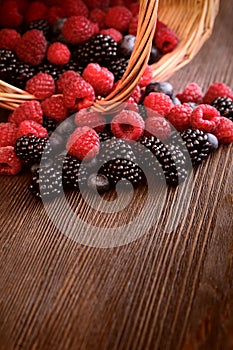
[0,0,220,112]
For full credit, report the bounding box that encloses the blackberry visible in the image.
[97,130,112,143]
[139,136,187,186]
[108,57,129,82]
[15,135,51,165]
[42,116,57,134]
[74,34,118,66]
[0,49,18,84]
[138,104,148,120]
[179,128,212,166]
[98,137,136,164]
[63,58,84,75]
[28,19,51,39]
[28,164,63,200]
[14,62,36,88]
[36,61,64,80]
[62,154,88,190]
[211,96,233,121]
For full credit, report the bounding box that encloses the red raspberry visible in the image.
[154,27,178,54]
[0,29,21,51]
[25,1,48,23]
[105,6,132,33]
[90,9,106,30]
[128,15,138,36]
[47,42,71,65]
[15,29,47,65]
[111,110,145,141]
[203,82,233,104]
[129,2,140,16]
[0,146,22,175]
[144,92,174,117]
[145,116,171,141]
[63,76,95,110]
[176,83,203,104]
[62,16,95,44]
[0,123,18,147]
[65,0,89,17]
[213,117,233,144]
[190,104,221,133]
[82,63,114,97]
[124,98,139,113]
[41,95,68,122]
[56,70,81,93]
[66,126,100,160]
[17,120,48,139]
[85,0,109,10]
[130,85,141,103]
[74,109,106,132]
[9,100,43,126]
[0,1,23,28]
[166,103,193,131]
[100,28,123,43]
[16,0,29,14]
[155,20,167,34]
[46,6,66,25]
[139,65,153,88]
[25,73,55,100]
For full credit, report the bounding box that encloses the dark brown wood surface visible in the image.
[0,1,233,349]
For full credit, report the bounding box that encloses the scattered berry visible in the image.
[105,6,132,33]
[62,76,95,110]
[42,116,57,134]
[17,120,48,139]
[111,110,145,141]
[166,103,193,131]
[139,65,153,88]
[25,72,55,99]
[145,116,171,141]
[0,1,23,28]
[203,82,233,104]
[190,104,220,133]
[66,126,100,160]
[89,8,106,30]
[25,1,48,23]
[56,70,81,93]
[27,19,51,38]
[176,83,203,104]
[15,29,47,66]
[62,153,88,190]
[118,34,135,57]
[65,0,89,18]
[213,117,233,144]
[47,42,71,65]
[145,81,174,98]
[62,16,95,44]
[9,100,43,126]
[15,135,50,165]
[41,95,68,122]
[154,27,178,54]
[0,123,18,147]
[0,29,21,51]
[108,57,129,81]
[0,146,22,175]
[82,63,114,96]
[211,96,233,121]
[144,92,174,117]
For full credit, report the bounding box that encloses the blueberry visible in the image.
[57,117,76,137]
[52,18,67,36]
[118,35,136,58]
[171,96,181,105]
[145,81,174,97]
[206,133,219,150]
[87,173,110,193]
[149,45,162,64]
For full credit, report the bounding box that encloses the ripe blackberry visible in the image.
[36,61,64,80]
[139,135,187,186]
[97,130,112,143]
[14,62,36,88]
[98,137,136,164]
[15,135,51,165]
[74,34,118,66]
[62,153,88,190]
[0,49,18,84]
[211,96,233,121]
[180,128,212,166]
[28,19,51,39]
[63,58,84,75]
[138,104,148,120]
[108,57,129,81]
[28,164,63,200]
[42,116,57,134]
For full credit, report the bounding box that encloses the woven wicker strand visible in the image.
[0,0,220,112]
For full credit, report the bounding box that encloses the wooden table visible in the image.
[0,1,233,349]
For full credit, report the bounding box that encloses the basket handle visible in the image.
[94,0,159,114]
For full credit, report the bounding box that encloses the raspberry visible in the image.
[85,0,109,10]
[139,65,153,88]
[15,29,47,66]
[9,100,43,126]
[47,42,71,65]
[130,85,141,103]
[0,146,22,175]
[74,109,106,132]
[25,1,48,23]
[154,27,178,54]
[111,110,145,141]
[25,72,55,100]
[66,126,100,160]
[128,15,138,36]
[190,104,221,133]
[62,16,95,44]
[166,103,193,131]
[0,1,23,28]
[100,28,123,43]
[144,92,174,117]
[41,95,68,122]
[89,9,106,30]
[155,20,167,34]
[56,70,81,93]
[176,83,203,104]
[82,63,114,97]
[145,116,171,141]
[63,76,95,110]
[46,6,66,25]
[0,29,21,51]
[129,2,140,16]
[203,82,233,104]
[213,117,233,144]
[17,120,48,139]
[0,123,18,147]
[105,6,132,32]
[65,0,89,17]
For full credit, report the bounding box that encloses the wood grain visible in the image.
[0,1,233,349]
